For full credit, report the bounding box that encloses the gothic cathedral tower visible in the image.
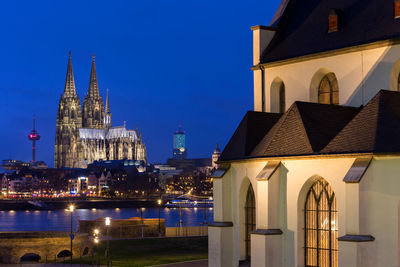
[82,54,105,128]
[54,52,83,168]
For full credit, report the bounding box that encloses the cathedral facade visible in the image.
[54,53,146,168]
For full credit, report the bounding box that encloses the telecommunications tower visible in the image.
[28,114,40,163]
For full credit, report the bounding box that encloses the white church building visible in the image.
[209,0,400,266]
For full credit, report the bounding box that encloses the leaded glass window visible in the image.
[245,185,256,259]
[318,73,339,105]
[305,179,338,267]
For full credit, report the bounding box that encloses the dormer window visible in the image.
[328,9,338,33]
[395,0,400,19]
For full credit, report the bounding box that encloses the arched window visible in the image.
[245,185,255,259]
[71,109,75,119]
[95,110,100,121]
[279,82,286,113]
[305,179,338,267]
[318,73,339,105]
[271,78,286,113]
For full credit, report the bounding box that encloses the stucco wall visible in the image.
[211,156,400,266]
[254,44,400,112]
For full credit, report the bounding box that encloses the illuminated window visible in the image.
[318,73,339,105]
[245,185,255,259]
[305,179,338,267]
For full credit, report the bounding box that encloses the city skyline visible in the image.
[0,0,280,166]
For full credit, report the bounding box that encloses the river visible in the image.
[0,207,214,232]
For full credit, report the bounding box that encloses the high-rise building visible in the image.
[172,126,186,160]
[54,52,147,168]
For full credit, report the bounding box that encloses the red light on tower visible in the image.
[28,114,40,163]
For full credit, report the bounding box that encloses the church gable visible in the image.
[251,102,359,157]
[261,0,400,64]
[219,111,281,161]
[322,90,400,153]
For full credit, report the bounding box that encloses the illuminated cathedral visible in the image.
[54,52,147,168]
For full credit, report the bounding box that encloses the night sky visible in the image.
[0,0,280,166]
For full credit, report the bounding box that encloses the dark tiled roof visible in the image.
[261,0,400,64]
[322,90,400,154]
[219,111,281,161]
[251,102,360,157]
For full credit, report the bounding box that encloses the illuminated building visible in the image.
[172,126,187,160]
[54,52,147,168]
[209,0,400,266]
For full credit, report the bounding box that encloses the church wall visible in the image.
[214,157,359,266]
[255,43,400,112]
[211,156,400,267]
[358,156,400,267]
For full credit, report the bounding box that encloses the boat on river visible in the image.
[165,196,213,208]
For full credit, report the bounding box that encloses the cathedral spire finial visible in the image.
[63,51,77,97]
[105,88,110,113]
[88,53,99,98]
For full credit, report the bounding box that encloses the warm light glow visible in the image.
[157,199,162,205]
[94,237,99,244]
[105,217,111,226]
[69,204,75,212]
[94,229,99,235]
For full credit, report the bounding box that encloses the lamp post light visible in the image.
[105,217,111,267]
[68,204,75,265]
[157,199,162,236]
[92,228,100,266]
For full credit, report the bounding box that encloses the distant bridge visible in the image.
[0,231,91,263]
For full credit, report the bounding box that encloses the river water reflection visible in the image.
[0,207,214,232]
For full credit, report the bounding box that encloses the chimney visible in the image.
[328,9,339,33]
[395,0,400,19]
[250,25,276,66]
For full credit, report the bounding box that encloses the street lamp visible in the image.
[157,199,162,236]
[68,204,75,265]
[105,217,111,267]
[92,228,100,266]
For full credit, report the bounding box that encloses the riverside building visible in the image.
[209,0,400,266]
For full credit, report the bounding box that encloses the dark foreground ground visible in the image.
[68,237,208,267]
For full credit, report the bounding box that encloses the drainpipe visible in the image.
[260,65,266,112]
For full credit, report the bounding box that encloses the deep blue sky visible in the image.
[0,0,280,166]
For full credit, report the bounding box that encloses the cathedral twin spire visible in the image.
[88,54,101,99]
[63,51,78,98]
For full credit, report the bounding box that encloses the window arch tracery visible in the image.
[305,178,338,267]
[318,73,339,105]
[245,185,255,259]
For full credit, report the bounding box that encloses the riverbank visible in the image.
[0,199,158,211]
